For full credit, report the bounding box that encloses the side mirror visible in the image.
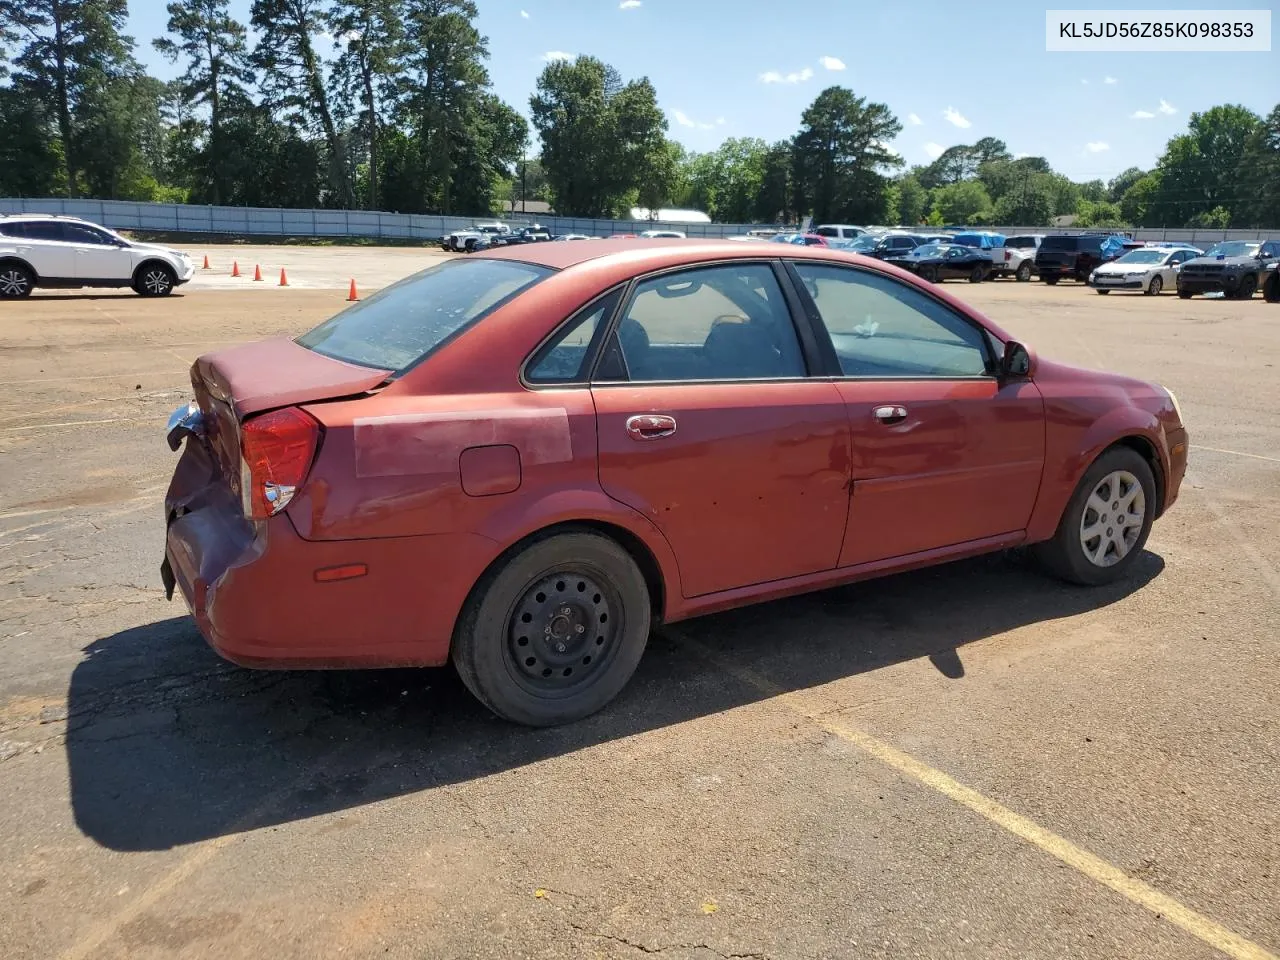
[1001,340,1033,379]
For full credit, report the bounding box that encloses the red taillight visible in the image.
[238,407,320,520]
[1004,251,1012,261]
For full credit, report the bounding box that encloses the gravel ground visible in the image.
[1,256,1277,960]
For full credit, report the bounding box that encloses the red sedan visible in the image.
[162,239,1188,725]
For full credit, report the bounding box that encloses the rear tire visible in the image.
[134,263,176,297]
[968,265,985,283]
[1032,446,1156,587]
[920,265,939,283]
[1042,275,1059,285]
[1265,271,1280,303]
[452,531,651,726]
[0,262,34,298]
[1178,290,1194,299]
[1015,261,1032,282]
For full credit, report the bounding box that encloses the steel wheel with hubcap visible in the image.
[1146,275,1163,296]
[0,264,34,298]
[1078,470,1145,568]
[1033,446,1156,586]
[453,530,651,726]
[136,264,175,296]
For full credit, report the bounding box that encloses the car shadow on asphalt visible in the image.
[66,548,1163,851]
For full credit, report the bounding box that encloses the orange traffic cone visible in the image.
[347,278,359,302]
[202,254,210,270]
[253,264,263,281]
[279,268,289,287]
[231,261,240,277]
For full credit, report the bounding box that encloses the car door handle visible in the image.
[873,405,908,424]
[625,414,677,440]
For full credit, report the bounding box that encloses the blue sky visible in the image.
[127,0,1278,183]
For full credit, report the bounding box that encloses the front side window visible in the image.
[792,263,991,379]
[297,258,551,373]
[62,224,113,245]
[611,263,806,382]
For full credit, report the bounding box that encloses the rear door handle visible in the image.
[873,405,908,424]
[626,414,677,440]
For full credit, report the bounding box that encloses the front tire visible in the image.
[1265,271,1280,303]
[1146,275,1163,296]
[1178,289,1194,299]
[1032,446,1156,586]
[0,262,34,298]
[1232,275,1258,300]
[1095,289,1110,295]
[452,531,652,726]
[968,265,985,283]
[135,263,176,296]
[919,265,939,283]
[1042,275,1059,285]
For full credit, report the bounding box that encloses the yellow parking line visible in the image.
[671,630,1278,960]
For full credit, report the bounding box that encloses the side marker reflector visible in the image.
[314,563,368,583]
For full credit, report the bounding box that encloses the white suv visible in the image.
[0,215,195,298]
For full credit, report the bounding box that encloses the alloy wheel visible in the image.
[142,268,172,295]
[0,268,31,297]
[1079,470,1145,567]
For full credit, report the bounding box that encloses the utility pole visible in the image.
[521,158,527,214]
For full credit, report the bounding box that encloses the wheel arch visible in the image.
[1111,434,1166,517]
[0,255,38,280]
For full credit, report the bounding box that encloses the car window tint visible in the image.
[62,224,111,245]
[615,263,805,382]
[22,221,64,241]
[297,258,551,373]
[814,227,838,237]
[793,263,991,379]
[526,293,617,384]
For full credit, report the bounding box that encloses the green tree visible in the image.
[991,172,1056,225]
[929,180,993,224]
[1238,103,1280,228]
[1106,166,1146,202]
[1149,104,1260,226]
[152,0,254,204]
[251,0,353,206]
[397,0,523,215]
[0,86,64,195]
[1186,205,1231,229]
[895,174,927,225]
[791,86,901,224]
[756,140,793,223]
[531,55,671,218]
[1118,172,1160,226]
[10,0,134,195]
[1074,199,1126,229]
[328,0,405,209]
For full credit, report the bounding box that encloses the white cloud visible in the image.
[672,109,714,131]
[1081,79,1089,85]
[819,56,846,71]
[715,116,726,125]
[924,142,945,159]
[1085,141,1110,153]
[1131,109,1155,119]
[1014,152,1032,159]
[542,51,573,61]
[619,0,642,8]
[1158,99,1177,115]
[759,66,814,84]
[907,112,922,126]
[520,9,530,18]
[1104,76,1117,84]
[943,106,970,128]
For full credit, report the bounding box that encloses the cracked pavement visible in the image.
[1,257,1278,959]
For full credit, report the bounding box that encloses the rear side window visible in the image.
[814,226,838,237]
[1007,236,1038,248]
[297,258,552,373]
[1041,236,1080,251]
[526,292,620,384]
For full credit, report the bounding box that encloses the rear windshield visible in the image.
[296,258,551,372]
[1041,236,1081,251]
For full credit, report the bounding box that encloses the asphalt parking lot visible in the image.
[1,248,1277,960]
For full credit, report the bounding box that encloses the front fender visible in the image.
[1025,402,1169,543]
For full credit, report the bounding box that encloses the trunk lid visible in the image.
[189,336,390,489]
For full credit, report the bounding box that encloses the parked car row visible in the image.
[439,223,691,253]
